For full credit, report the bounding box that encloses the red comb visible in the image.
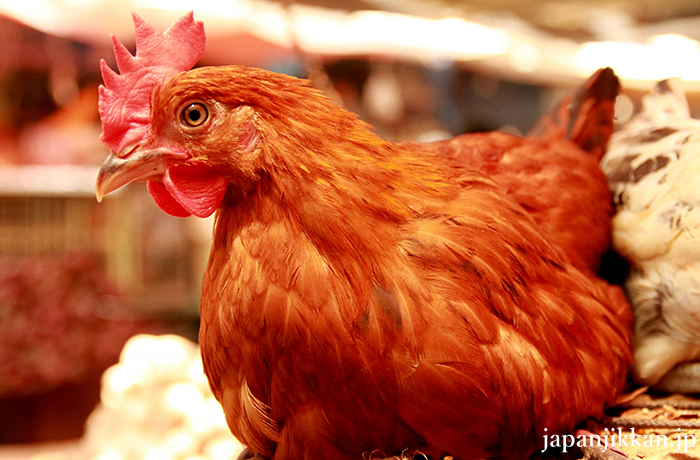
[98,12,205,154]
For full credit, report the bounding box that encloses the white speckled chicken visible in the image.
[601,79,700,393]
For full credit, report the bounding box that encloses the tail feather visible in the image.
[529,67,620,160]
[641,77,690,123]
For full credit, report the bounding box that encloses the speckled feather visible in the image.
[601,78,700,391]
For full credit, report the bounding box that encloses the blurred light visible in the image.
[510,43,539,73]
[28,454,72,460]
[576,34,700,81]
[134,0,250,18]
[187,356,208,385]
[0,165,99,196]
[2,0,700,85]
[246,7,290,44]
[649,33,700,55]
[144,446,173,460]
[577,41,654,78]
[0,0,58,29]
[164,382,205,414]
[105,362,143,393]
[121,335,192,370]
[103,335,198,403]
[162,431,196,456]
[190,397,228,432]
[59,0,102,6]
[293,10,511,60]
[204,437,243,460]
[93,448,123,460]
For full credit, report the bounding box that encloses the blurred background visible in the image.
[0,0,699,459]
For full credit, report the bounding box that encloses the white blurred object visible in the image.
[86,335,245,460]
[363,64,405,125]
[601,78,700,393]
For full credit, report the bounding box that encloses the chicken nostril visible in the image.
[117,144,142,159]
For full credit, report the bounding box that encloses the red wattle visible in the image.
[147,180,192,217]
[163,164,227,218]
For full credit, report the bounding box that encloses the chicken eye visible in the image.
[181,102,208,127]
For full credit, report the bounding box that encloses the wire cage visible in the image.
[0,165,209,317]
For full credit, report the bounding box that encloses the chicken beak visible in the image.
[95,149,169,202]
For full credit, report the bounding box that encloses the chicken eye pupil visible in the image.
[182,103,208,127]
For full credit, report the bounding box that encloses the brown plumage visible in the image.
[438,67,619,276]
[95,14,631,460]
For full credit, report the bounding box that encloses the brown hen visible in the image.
[95,13,631,460]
